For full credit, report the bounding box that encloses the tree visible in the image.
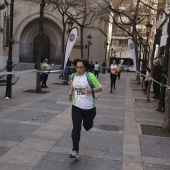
[49,0,77,68]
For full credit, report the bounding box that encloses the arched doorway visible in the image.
[33,33,51,63]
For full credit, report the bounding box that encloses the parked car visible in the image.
[125,65,136,72]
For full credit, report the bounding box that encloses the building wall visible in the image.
[0,0,110,70]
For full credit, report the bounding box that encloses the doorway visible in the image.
[33,33,51,63]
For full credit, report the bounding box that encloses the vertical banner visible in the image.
[64,27,78,69]
[128,38,136,71]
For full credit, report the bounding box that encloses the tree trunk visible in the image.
[36,0,45,93]
[162,18,170,131]
[80,26,84,58]
[146,80,152,102]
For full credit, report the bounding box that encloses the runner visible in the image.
[68,58,102,158]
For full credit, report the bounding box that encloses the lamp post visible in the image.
[67,18,74,34]
[104,41,109,63]
[87,34,92,60]
[145,22,152,67]
[111,48,113,57]
[5,0,14,98]
[0,3,5,10]
[120,48,123,58]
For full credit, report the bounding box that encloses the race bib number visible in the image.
[75,88,86,98]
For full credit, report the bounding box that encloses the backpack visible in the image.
[71,72,96,99]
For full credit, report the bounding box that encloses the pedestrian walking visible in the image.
[94,61,100,78]
[109,60,120,93]
[68,58,102,158]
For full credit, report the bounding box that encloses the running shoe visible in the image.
[69,150,79,158]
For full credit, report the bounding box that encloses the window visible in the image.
[119,40,127,46]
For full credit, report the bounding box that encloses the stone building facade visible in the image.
[0,0,111,70]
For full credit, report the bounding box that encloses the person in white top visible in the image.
[94,61,100,78]
[68,58,102,158]
[109,60,119,93]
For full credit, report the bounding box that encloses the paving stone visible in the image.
[122,161,143,170]
[26,102,69,112]
[50,146,69,154]
[0,122,40,142]
[0,141,19,147]
[96,107,125,117]
[1,109,60,123]
[104,152,123,161]
[135,111,164,120]
[14,138,56,152]
[94,116,124,132]
[31,129,64,141]
[123,154,142,163]
[139,136,170,158]
[32,152,122,170]
[0,162,32,170]
[40,123,71,132]
[0,148,46,166]
[0,146,11,157]
[55,130,123,155]
[144,163,170,170]
[96,99,125,107]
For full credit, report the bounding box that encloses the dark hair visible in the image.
[72,58,89,70]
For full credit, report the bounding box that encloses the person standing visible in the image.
[94,61,100,78]
[41,58,50,88]
[152,59,162,99]
[102,61,106,74]
[144,67,151,93]
[68,58,102,158]
[89,60,94,73]
[109,60,119,93]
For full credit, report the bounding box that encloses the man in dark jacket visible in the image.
[152,59,162,99]
[89,61,94,73]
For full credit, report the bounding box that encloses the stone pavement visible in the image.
[0,71,169,170]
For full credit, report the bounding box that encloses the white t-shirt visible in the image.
[72,72,102,110]
[110,64,118,74]
[94,64,99,71]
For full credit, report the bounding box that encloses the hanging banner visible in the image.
[64,27,78,69]
[128,38,136,71]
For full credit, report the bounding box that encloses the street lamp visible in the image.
[104,41,109,63]
[5,0,14,98]
[67,18,74,34]
[138,36,143,71]
[120,48,123,58]
[145,22,152,66]
[111,48,114,57]
[87,34,92,60]
[0,3,5,10]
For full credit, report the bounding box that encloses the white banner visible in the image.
[128,38,136,71]
[64,27,78,69]
[160,19,168,47]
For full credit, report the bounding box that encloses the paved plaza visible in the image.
[0,71,169,170]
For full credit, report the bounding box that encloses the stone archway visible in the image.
[33,33,51,63]
[18,17,62,64]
